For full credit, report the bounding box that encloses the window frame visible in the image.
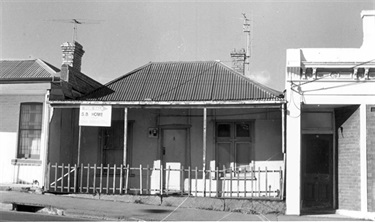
[17,102,43,159]
[215,121,254,170]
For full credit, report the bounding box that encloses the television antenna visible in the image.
[242,13,251,75]
[46,19,102,42]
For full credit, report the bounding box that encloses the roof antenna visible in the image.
[242,13,251,76]
[47,19,102,42]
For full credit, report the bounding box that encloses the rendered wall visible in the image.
[0,94,45,184]
[335,106,361,211]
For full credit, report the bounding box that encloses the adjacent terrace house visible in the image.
[285,10,375,219]
[47,61,286,201]
[0,41,102,186]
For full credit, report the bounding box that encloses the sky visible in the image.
[1,0,374,91]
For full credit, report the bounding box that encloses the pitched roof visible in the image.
[82,61,284,102]
[0,59,59,80]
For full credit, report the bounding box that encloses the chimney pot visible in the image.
[61,41,85,71]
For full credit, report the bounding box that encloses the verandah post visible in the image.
[123,107,128,166]
[202,108,207,197]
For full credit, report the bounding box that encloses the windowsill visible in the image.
[11,159,42,166]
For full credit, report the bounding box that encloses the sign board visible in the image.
[79,105,112,127]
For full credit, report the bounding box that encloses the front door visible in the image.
[302,134,333,210]
[162,129,187,192]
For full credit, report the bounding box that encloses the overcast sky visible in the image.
[1,0,374,91]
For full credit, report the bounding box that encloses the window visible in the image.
[17,103,43,159]
[216,122,253,170]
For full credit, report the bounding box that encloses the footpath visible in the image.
[0,185,367,221]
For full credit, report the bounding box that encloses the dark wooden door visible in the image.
[302,134,333,210]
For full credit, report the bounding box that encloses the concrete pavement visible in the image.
[0,190,367,221]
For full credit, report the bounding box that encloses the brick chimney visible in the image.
[61,41,85,71]
[230,48,246,75]
[360,10,375,51]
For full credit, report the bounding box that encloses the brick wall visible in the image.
[335,106,361,211]
[367,105,375,212]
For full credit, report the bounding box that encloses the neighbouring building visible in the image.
[285,10,375,219]
[0,41,102,186]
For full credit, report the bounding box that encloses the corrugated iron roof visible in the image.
[82,61,284,102]
[0,59,59,80]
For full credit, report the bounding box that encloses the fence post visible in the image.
[113,164,116,194]
[160,164,163,196]
[80,163,83,193]
[223,165,226,197]
[54,163,57,191]
[188,166,191,197]
[279,166,283,200]
[93,164,97,194]
[251,166,254,197]
[140,164,143,195]
[106,164,110,194]
[237,167,239,197]
[216,167,219,197]
[61,163,64,192]
[258,167,261,197]
[74,164,77,193]
[100,164,103,194]
[166,165,170,195]
[265,167,268,197]
[125,164,130,194]
[203,167,206,197]
[229,166,232,198]
[120,164,123,195]
[146,165,150,195]
[209,168,212,197]
[181,165,185,195]
[67,164,71,193]
[195,167,198,196]
[46,162,51,191]
[244,166,247,198]
[87,163,90,193]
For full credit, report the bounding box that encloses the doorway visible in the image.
[161,128,188,192]
[301,134,333,210]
